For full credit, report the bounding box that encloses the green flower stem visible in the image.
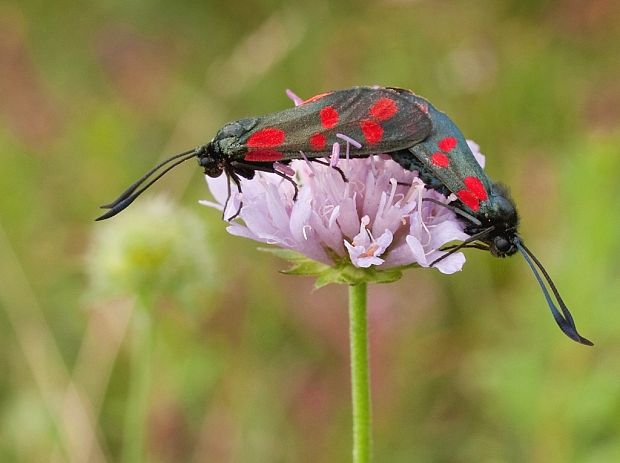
[349,283,372,463]
[122,303,153,463]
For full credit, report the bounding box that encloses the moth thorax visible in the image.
[484,185,519,233]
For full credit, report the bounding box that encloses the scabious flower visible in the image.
[201,139,486,284]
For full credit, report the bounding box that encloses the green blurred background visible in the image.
[1,1,619,462]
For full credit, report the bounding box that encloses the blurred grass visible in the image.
[1,0,619,461]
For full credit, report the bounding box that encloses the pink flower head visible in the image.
[201,153,475,275]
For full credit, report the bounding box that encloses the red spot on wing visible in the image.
[369,97,398,121]
[360,119,383,144]
[320,106,339,129]
[457,176,488,210]
[303,92,331,104]
[438,136,457,152]
[309,133,327,150]
[464,176,488,201]
[430,152,450,168]
[456,190,480,211]
[244,150,284,162]
[247,128,285,148]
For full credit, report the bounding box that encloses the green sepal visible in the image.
[258,248,416,288]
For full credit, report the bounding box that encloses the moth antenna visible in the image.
[515,240,593,346]
[100,148,198,209]
[95,151,197,221]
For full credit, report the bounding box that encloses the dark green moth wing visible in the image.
[215,86,433,162]
[392,96,493,214]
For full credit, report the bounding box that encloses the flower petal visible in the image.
[433,252,466,274]
[203,146,484,276]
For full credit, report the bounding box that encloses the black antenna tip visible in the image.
[515,240,594,347]
[95,148,198,221]
[575,334,594,347]
[560,321,594,346]
[95,195,137,221]
[95,208,120,221]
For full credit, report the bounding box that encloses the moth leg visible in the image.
[308,158,348,183]
[273,169,299,201]
[430,227,493,267]
[440,243,490,252]
[223,171,244,221]
[230,161,300,201]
